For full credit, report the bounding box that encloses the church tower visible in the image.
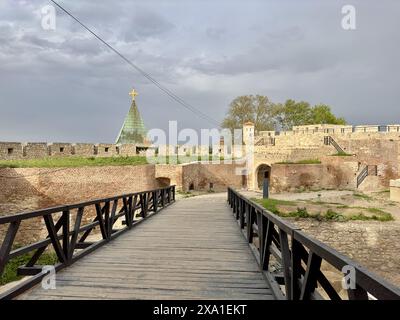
[243,121,255,145]
[115,89,148,144]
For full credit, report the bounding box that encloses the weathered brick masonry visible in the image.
[0,162,245,243]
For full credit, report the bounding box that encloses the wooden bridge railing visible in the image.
[0,185,175,299]
[227,188,400,300]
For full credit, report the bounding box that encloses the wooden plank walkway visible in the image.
[17,193,274,300]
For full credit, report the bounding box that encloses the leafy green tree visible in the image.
[310,104,346,125]
[271,100,312,130]
[271,100,346,130]
[221,95,275,132]
[222,96,346,132]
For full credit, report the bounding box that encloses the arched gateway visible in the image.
[255,164,271,190]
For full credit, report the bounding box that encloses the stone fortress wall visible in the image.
[0,142,142,160]
[0,142,230,161]
[248,124,400,192]
[2,124,400,161]
[2,123,400,194]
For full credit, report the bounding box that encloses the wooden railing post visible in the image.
[290,236,302,300]
[62,210,70,261]
[236,198,240,220]
[261,220,273,271]
[0,221,21,275]
[69,207,84,260]
[144,193,149,218]
[300,252,322,300]
[278,229,292,300]
[44,214,67,263]
[239,201,246,229]
[247,207,254,243]
[161,189,165,207]
[103,201,110,240]
[153,191,158,213]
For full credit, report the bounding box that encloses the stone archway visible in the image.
[156,177,171,188]
[256,164,271,190]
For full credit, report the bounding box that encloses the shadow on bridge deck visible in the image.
[18,193,274,300]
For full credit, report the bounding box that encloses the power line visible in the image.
[50,0,221,127]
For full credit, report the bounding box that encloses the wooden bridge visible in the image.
[0,186,399,300]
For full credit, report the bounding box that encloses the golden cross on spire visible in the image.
[129,88,138,101]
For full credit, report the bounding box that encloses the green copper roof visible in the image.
[115,100,147,144]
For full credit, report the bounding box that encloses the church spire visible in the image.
[115,89,147,144]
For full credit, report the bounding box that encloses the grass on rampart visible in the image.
[0,156,148,168]
[0,155,232,168]
[330,152,353,156]
[276,159,321,165]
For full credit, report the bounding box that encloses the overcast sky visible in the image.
[0,0,399,143]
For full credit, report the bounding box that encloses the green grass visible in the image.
[307,199,345,206]
[330,152,353,156]
[287,207,310,218]
[362,207,394,221]
[253,198,394,222]
[323,209,346,221]
[375,190,390,194]
[252,198,296,214]
[276,159,321,165]
[0,156,148,168]
[346,211,393,222]
[149,155,229,165]
[0,251,58,285]
[176,190,196,198]
[330,206,394,221]
[285,208,345,221]
[353,192,372,200]
[0,155,233,168]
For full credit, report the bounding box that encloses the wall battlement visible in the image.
[258,124,400,138]
[2,124,400,162]
[0,142,144,161]
[0,141,233,161]
[255,124,400,149]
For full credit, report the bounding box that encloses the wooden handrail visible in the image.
[0,185,176,299]
[227,187,400,300]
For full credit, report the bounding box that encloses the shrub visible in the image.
[0,251,57,285]
[324,209,345,221]
[288,207,310,218]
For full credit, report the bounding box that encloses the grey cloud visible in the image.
[0,0,399,143]
[264,26,304,43]
[183,42,339,76]
[123,8,175,42]
[206,27,226,39]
